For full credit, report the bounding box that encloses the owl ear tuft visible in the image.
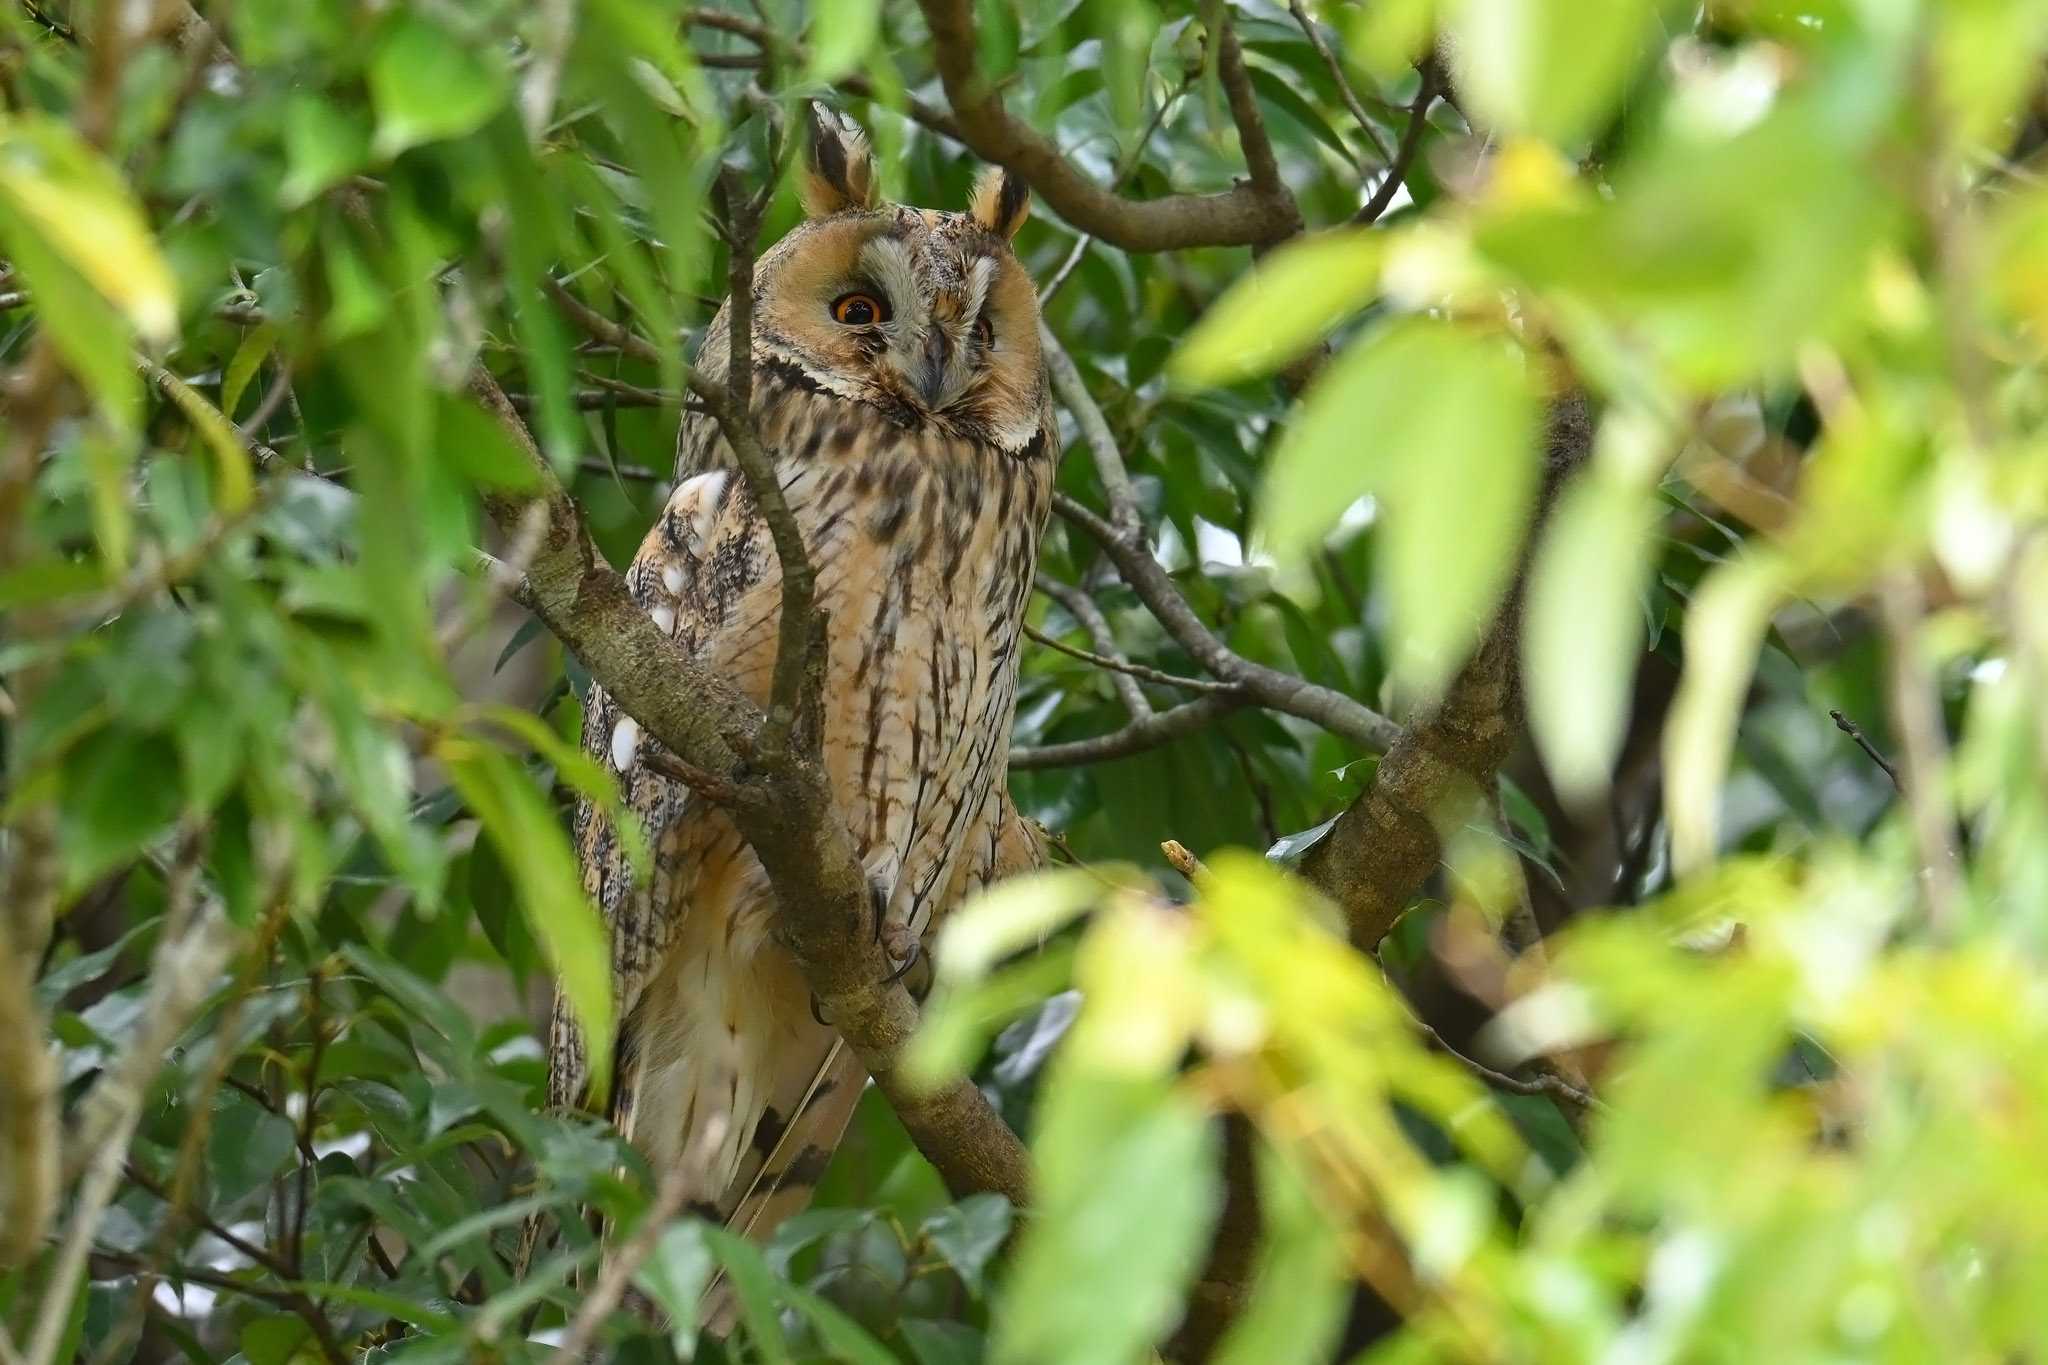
[801,103,879,216]
[968,165,1029,240]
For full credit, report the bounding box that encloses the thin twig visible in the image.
[1034,574,1153,716]
[1286,0,1393,163]
[1353,62,1439,226]
[914,0,1299,251]
[1828,708,1903,793]
[1054,492,1402,751]
[1022,622,1238,697]
[1878,575,1964,934]
[1011,694,1249,769]
[1040,326,1142,536]
[544,1168,695,1364]
[1412,1017,1600,1114]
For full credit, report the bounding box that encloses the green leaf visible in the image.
[636,1218,716,1360]
[1170,230,1385,386]
[1260,317,1540,696]
[239,1313,310,1365]
[441,740,613,1102]
[1446,0,1660,146]
[154,364,255,513]
[1525,467,1658,807]
[994,1086,1219,1365]
[281,92,371,207]
[369,15,508,158]
[221,322,279,421]
[57,727,182,890]
[0,113,179,342]
[436,394,542,492]
[208,1089,298,1207]
[1663,552,1784,873]
[920,1194,1013,1294]
[805,0,881,81]
[899,1319,983,1365]
[1211,1144,1348,1365]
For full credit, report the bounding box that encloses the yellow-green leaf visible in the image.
[1447,0,1661,147]
[805,0,881,81]
[1663,553,1784,874]
[1261,317,1540,697]
[153,365,255,514]
[0,114,179,343]
[1170,230,1386,387]
[442,740,614,1103]
[1525,468,1657,807]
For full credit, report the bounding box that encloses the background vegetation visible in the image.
[2,0,2046,1361]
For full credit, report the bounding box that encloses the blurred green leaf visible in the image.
[1171,230,1385,386]
[0,113,179,342]
[1446,0,1660,145]
[369,15,509,159]
[920,1194,1012,1294]
[1525,466,1657,807]
[1261,317,1539,695]
[1211,1144,1348,1365]
[807,0,882,80]
[442,740,613,1103]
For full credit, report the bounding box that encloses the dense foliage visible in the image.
[3,0,2047,1362]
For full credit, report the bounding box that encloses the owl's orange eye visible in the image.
[831,292,888,326]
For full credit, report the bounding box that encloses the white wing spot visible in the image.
[661,563,685,595]
[610,716,641,772]
[650,603,676,635]
[672,469,729,558]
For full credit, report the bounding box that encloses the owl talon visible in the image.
[869,878,891,941]
[809,991,832,1027]
[882,937,921,986]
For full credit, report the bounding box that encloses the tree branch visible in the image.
[1054,492,1401,752]
[1353,61,1439,227]
[914,0,1299,250]
[1011,694,1250,770]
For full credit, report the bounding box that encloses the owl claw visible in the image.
[869,878,891,941]
[809,991,831,1027]
[882,935,921,987]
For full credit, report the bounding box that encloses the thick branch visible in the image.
[915,0,1299,250]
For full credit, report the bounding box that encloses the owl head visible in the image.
[717,104,1049,454]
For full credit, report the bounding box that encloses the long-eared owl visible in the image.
[547,107,1054,1250]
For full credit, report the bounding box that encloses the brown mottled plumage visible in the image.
[544,107,1053,1262]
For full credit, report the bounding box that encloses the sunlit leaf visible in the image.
[1447,0,1661,146]
[806,0,881,80]
[1261,317,1540,695]
[441,739,613,1102]
[1211,1144,1349,1365]
[1663,553,1785,873]
[0,114,179,343]
[1525,468,1657,807]
[1170,230,1386,386]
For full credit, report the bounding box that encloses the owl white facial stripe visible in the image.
[857,238,923,330]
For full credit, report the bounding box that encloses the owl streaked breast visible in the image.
[545,107,1055,1251]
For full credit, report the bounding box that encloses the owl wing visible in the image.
[545,444,739,1125]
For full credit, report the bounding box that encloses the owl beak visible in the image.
[913,328,952,408]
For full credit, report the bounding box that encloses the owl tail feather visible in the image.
[692,1036,868,1333]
